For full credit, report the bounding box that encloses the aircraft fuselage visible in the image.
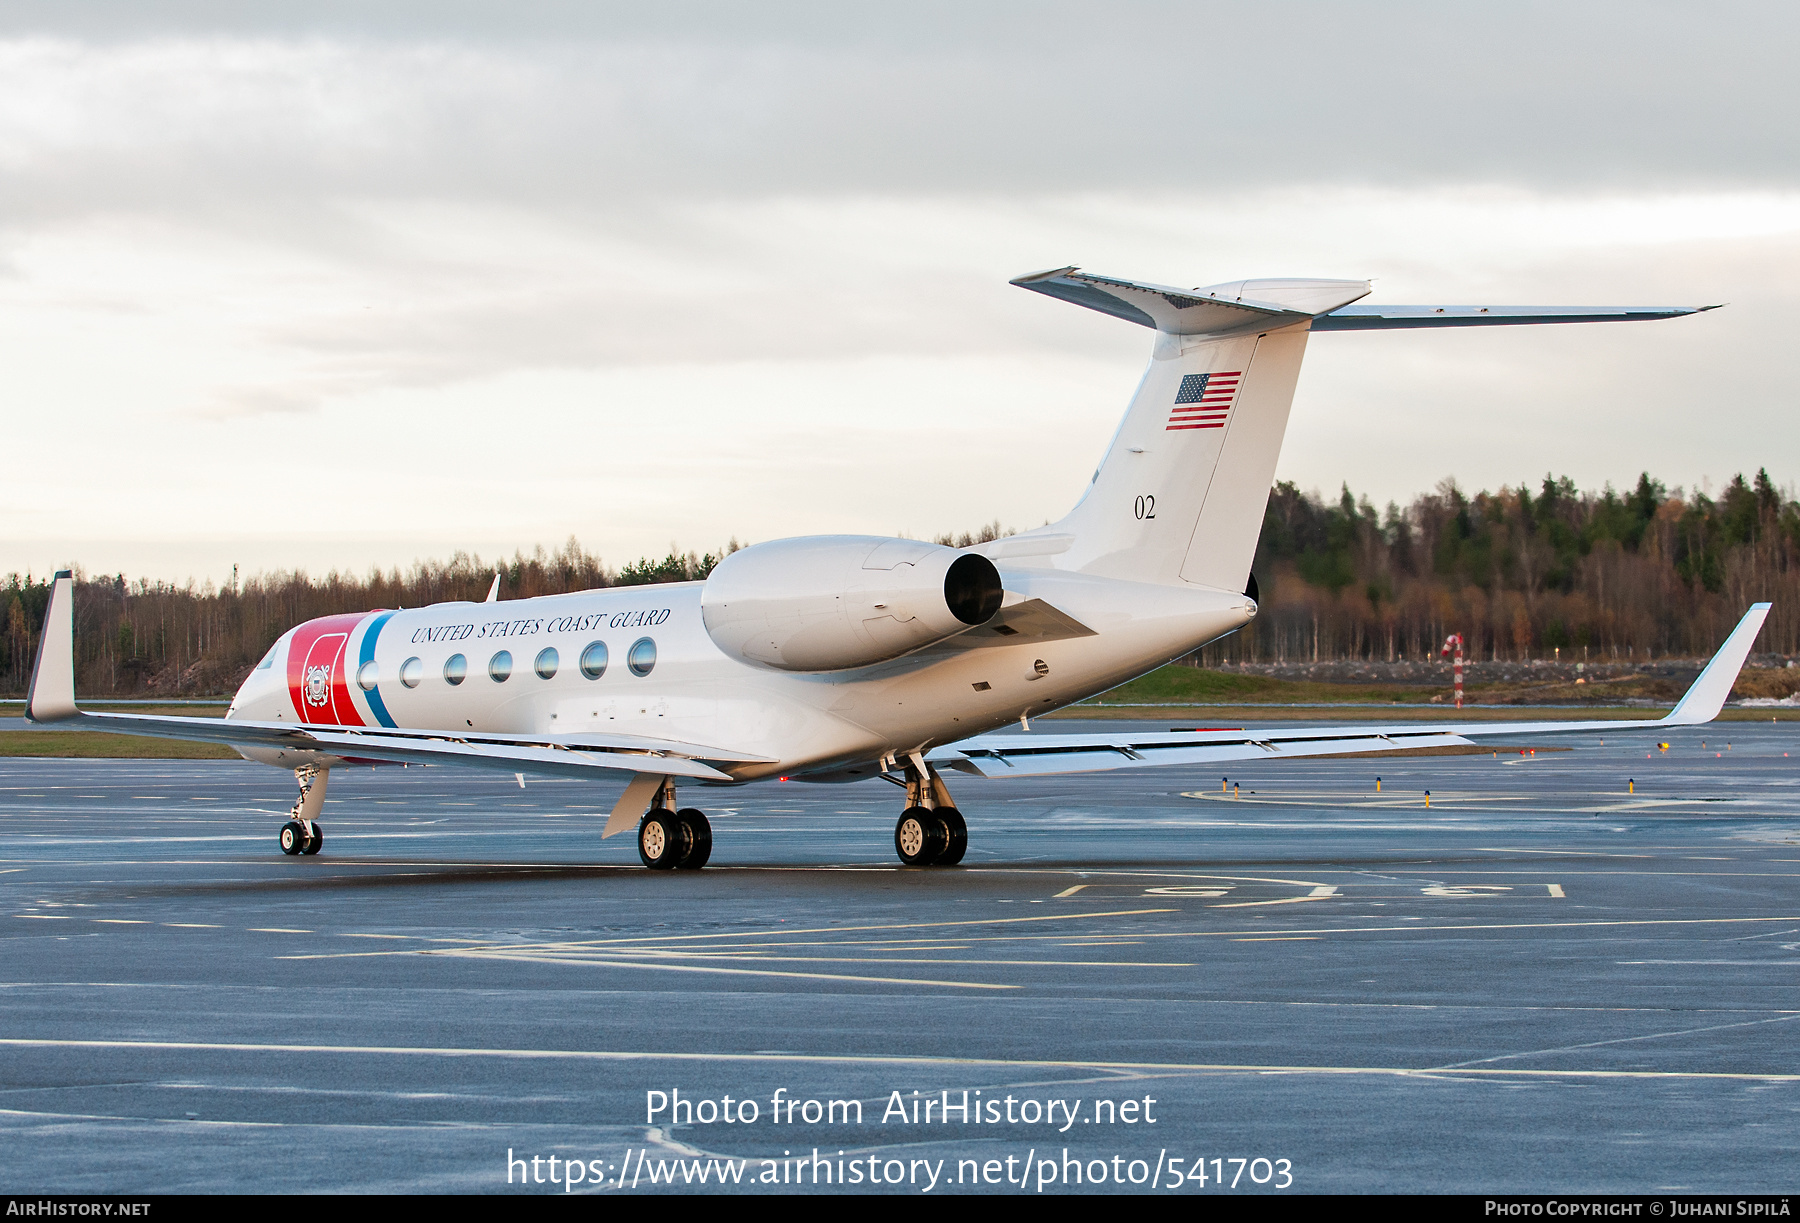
[226,566,1256,781]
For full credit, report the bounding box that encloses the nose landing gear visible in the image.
[636,778,712,870]
[279,766,327,857]
[889,753,966,867]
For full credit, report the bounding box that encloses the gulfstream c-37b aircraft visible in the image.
[27,268,1761,870]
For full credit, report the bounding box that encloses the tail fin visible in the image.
[1014,267,1718,591]
[1015,268,1365,590]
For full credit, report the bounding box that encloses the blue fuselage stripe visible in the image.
[360,611,398,729]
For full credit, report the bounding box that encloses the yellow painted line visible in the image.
[1,1038,1794,1082]
[1052,885,1089,898]
[348,914,1800,967]
[584,909,1178,947]
[594,952,1192,968]
[619,914,1800,950]
[395,950,1016,991]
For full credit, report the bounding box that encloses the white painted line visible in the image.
[1214,893,1337,909]
[92,919,146,924]
[0,1038,1792,1082]
[248,928,312,934]
[163,923,220,928]
[1547,884,1566,898]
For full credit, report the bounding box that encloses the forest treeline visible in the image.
[3,476,1796,696]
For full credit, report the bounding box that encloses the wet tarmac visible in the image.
[2,720,1797,1193]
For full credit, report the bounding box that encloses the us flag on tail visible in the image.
[1167,371,1241,430]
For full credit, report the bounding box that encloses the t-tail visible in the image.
[1011,267,1717,594]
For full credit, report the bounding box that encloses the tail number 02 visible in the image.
[1134,495,1157,520]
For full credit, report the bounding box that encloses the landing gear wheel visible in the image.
[895,806,947,866]
[675,809,712,870]
[638,811,683,870]
[279,821,306,855]
[933,808,966,866]
[301,824,324,856]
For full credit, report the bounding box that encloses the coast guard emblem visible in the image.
[303,664,331,707]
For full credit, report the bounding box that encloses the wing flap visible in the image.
[935,731,1475,778]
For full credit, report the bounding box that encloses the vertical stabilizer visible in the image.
[1013,269,1365,591]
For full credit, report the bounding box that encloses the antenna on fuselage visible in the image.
[485,572,501,603]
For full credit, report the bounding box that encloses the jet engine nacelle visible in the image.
[701,535,1004,672]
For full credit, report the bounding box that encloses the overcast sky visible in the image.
[3,2,1796,584]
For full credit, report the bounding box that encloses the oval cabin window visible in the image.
[627,637,657,677]
[579,640,608,680]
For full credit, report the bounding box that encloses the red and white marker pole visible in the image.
[1441,633,1464,709]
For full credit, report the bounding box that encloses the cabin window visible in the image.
[399,657,423,688]
[489,651,513,682]
[443,654,467,686]
[534,647,559,680]
[627,637,657,677]
[356,661,379,691]
[579,640,608,680]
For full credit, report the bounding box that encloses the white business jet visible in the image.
[26,268,1758,870]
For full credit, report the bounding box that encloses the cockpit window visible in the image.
[255,643,278,671]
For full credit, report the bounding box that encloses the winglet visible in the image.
[1662,602,1771,725]
[485,572,502,603]
[25,571,78,723]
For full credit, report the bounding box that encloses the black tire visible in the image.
[934,807,967,866]
[895,806,947,866]
[279,821,305,855]
[638,811,682,870]
[675,809,712,870]
[301,824,324,856]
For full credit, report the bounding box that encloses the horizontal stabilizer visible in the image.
[1013,267,1718,336]
[1313,303,1720,330]
[1011,267,1368,336]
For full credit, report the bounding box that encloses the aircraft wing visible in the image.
[23,572,765,783]
[80,713,763,781]
[930,603,1770,779]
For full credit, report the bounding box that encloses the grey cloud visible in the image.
[0,1,1794,219]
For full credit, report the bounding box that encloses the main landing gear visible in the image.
[889,752,967,867]
[637,778,712,870]
[279,765,326,857]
